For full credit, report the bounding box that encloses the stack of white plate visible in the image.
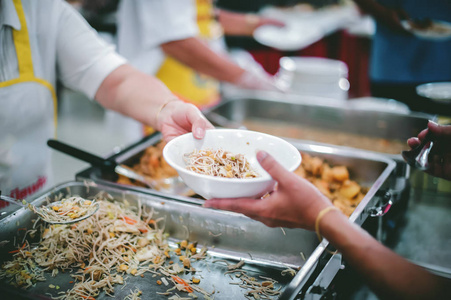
[278,56,350,100]
[416,82,451,102]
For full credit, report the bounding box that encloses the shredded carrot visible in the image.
[138,228,148,233]
[124,245,137,253]
[17,227,27,231]
[123,216,137,225]
[172,275,193,293]
[8,242,26,254]
[69,281,74,284]
[81,296,95,300]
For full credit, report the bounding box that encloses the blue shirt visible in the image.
[370,0,451,84]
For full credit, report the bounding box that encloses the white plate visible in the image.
[401,20,451,40]
[253,24,323,51]
[416,82,451,102]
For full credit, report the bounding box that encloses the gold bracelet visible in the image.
[315,206,339,244]
[155,98,180,127]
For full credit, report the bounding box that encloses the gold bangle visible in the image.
[315,206,339,244]
[155,98,180,127]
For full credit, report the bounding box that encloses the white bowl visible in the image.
[163,129,302,199]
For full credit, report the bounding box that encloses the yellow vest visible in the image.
[144,0,222,135]
[155,0,221,109]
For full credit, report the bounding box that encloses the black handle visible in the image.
[47,139,116,171]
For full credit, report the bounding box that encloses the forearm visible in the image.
[161,37,244,83]
[321,211,450,299]
[216,9,258,36]
[95,64,177,130]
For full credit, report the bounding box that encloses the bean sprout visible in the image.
[184,148,260,178]
[1,197,173,299]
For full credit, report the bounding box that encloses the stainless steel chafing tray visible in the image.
[2,181,308,299]
[76,133,396,213]
[0,169,395,300]
[74,135,396,298]
[205,95,434,160]
[204,95,435,202]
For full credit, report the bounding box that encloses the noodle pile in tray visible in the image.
[0,192,286,300]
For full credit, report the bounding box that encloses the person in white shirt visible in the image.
[0,0,213,200]
[116,0,283,96]
[110,0,284,142]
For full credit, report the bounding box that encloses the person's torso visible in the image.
[155,0,222,108]
[0,0,59,200]
[117,0,222,108]
[370,0,451,83]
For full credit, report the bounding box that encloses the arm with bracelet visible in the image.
[205,150,451,299]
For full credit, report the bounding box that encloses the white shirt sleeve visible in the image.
[55,1,127,99]
[136,0,198,49]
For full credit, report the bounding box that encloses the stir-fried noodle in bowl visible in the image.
[163,129,302,199]
[184,148,260,179]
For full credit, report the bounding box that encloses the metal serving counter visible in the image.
[0,182,313,299]
[2,93,445,299]
[1,166,394,300]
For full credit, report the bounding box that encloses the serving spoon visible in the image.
[401,132,433,171]
[47,139,191,194]
[0,195,99,225]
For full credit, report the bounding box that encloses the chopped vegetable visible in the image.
[172,275,193,293]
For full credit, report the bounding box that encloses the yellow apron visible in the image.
[155,0,222,108]
[0,0,58,200]
[143,0,222,136]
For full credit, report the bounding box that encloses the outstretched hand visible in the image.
[407,121,451,181]
[218,9,285,37]
[204,151,333,230]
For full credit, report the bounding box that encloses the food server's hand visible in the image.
[95,64,214,142]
